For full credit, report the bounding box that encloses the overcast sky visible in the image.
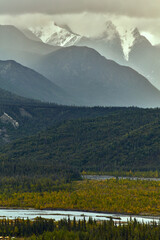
[0,0,160,44]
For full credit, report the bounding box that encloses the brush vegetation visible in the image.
[0,178,160,215]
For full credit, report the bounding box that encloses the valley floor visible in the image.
[1,178,160,216]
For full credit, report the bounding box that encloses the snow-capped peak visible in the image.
[29,22,81,47]
[119,27,140,61]
[29,21,146,63]
[29,22,55,43]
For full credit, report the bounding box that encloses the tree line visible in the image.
[0,217,159,240]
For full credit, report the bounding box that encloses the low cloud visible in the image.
[0,3,160,45]
[0,0,160,18]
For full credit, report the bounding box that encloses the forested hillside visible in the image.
[1,107,160,177]
[0,88,125,144]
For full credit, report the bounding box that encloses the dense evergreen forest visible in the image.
[0,87,123,144]
[0,217,160,240]
[1,106,160,176]
[1,87,160,177]
[0,87,127,179]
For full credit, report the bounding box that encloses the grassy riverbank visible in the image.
[1,178,160,216]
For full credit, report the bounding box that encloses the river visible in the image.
[83,175,160,181]
[0,209,159,224]
[0,176,159,223]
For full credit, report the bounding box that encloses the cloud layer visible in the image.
[0,0,160,18]
[0,1,160,45]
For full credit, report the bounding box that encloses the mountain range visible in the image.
[30,21,125,65]
[29,21,150,64]
[1,22,160,176]
[29,21,160,90]
[33,46,160,107]
[0,24,160,108]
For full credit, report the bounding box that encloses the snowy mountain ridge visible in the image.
[29,22,81,47]
[29,21,145,61]
[118,28,140,60]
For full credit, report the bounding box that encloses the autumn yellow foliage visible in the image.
[1,179,160,215]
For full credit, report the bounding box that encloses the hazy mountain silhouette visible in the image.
[0,60,74,105]
[128,29,160,90]
[0,25,60,68]
[34,46,160,107]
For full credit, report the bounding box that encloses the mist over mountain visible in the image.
[127,29,160,90]
[1,24,160,108]
[30,21,125,64]
[0,25,57,54]
[0,86,37,106]
[76,21,125,64]
[30,21,160,91]
[0,25,60,68]
[0,60,74,105]
[21,28,43,42]
[34,46,160,108]
[30,22,81,47]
